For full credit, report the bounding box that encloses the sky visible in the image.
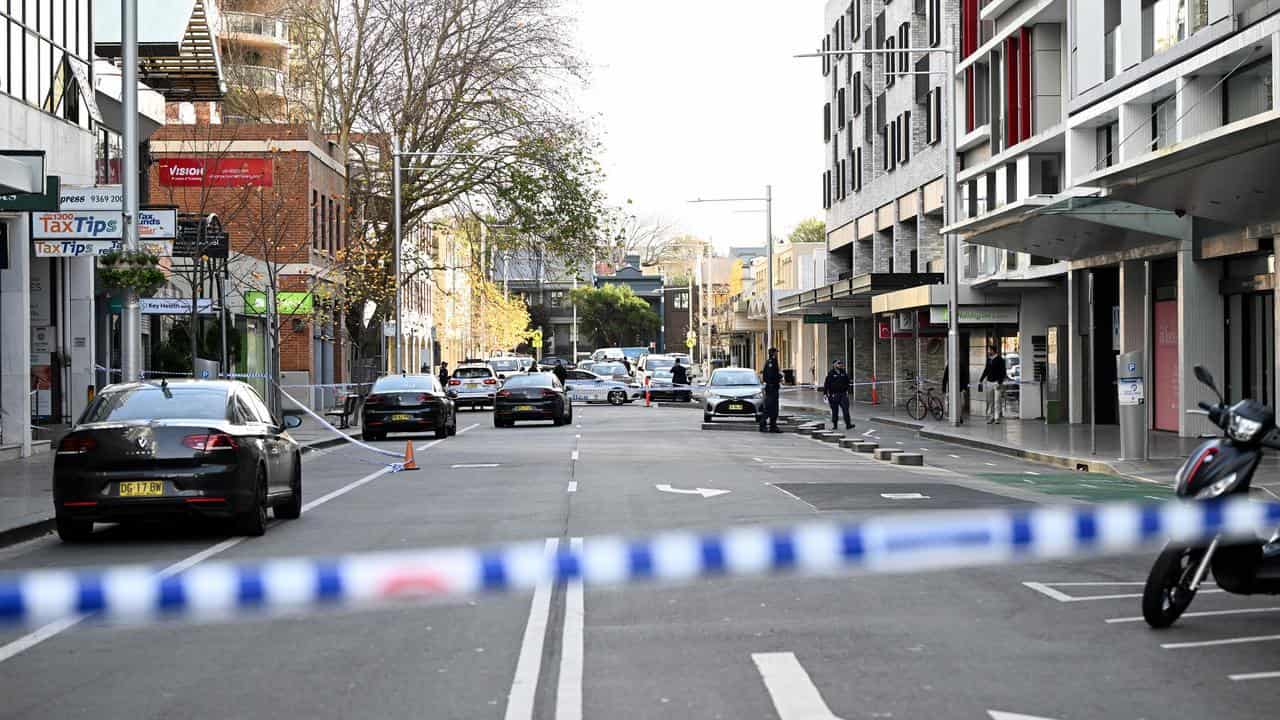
[568,2,825,254]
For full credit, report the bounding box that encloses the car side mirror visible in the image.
[282,412,303,430]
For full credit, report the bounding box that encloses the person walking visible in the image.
[822,359,854,430]
[759,347,784,433]
[438,360,451,388]
[552,362,568,385]
[978,346,1008,424]
[671,358,689,386]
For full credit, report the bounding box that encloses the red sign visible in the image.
[157,158,274,187]
[878,321,891,340]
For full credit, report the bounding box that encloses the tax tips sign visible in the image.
[31,211,120,239]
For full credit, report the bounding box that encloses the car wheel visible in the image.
[435,418,449,439]
[448,412,458,436]
[275,459,302,520]
[235,468,268,537]
[494,415,506,428]
[55,514,93,543]
[703,412,713,423]
[607,390,626,406]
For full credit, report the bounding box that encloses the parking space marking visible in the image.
[452,463,500,469]
[751,652,845,720]
[1026,580,1223,603]
[1230,670,1280,682]
[504,538,559,720]
[567,481,578,493]
[1162,634,1280,650]
[556,537,585,720]
[1106,607,1280,624]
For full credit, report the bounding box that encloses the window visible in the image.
[1151,97,1175,150]
[886,37,896,85]
[312,191,319,249]
[900,111,911,163]
[898,23,910,74]
[823,102,832,142]
[549,290,566,307]
[929,0,943,46]
[838,88,846,128]
[851,71,862,112]
[850,1,861,42]
[1,1,93,129]
[1095,121,1119,168]
[851,146,864,191]
[926,88,943,145]
[1224,59,1274,125]
[823,35,831,76]
[674,292,689,310]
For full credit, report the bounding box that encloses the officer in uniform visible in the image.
[760,347,784,433]
[822,359,854,430]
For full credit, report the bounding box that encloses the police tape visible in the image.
[276,390,407,465]
[2,497,1276,628]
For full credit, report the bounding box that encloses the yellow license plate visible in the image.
[515,405,535,411]
[466,383,480,388]
[119,481,164,497]
[390,413,412,421]
[729,403,745,410]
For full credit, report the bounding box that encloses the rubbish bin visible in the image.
[783,368,796,385]
[1116,351,1148,461]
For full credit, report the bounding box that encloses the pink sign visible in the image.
[157,158,274,187]
[1153,300,1179,432]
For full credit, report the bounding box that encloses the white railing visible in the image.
[223,12,289,44]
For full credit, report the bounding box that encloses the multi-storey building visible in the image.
[947,0,1280,435]
[494,249,589,358]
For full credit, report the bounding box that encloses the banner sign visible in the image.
[929,305,1019,325]
[245,290,314,315]
[59,185,123,211]
[31,211,120,239]
[158,158,273,187]
[141,298,216,315]
[33,239,173,257]
[137,209,177,239]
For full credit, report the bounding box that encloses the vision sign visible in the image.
[157,158,274,187]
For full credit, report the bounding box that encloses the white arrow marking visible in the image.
[880,492,930,500]
[988,712,1061,720]
[752,652,846,720]
[862,429,877,437]
[655,484,731,498]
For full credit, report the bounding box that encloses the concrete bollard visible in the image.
[892,453,924,466]
[873,448,902,461]
[855,442,879,453]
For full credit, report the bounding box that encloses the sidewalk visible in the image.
[0,416,361,545]
[781,387,1238,482]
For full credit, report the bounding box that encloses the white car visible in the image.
[487,357,524,380]
[702,367,765,424]
[446,364,500,409]
[635,354,679,387]
[591,347,626,363]
[562,369,642,405]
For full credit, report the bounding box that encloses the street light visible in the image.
[120,0,142,382]
[689,187,774,349]
[794,36,962,427]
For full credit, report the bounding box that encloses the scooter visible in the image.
[1142,365,1280,628]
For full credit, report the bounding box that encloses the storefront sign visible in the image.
[1118,378,1145,406]
[0,176,59,211]
[158,158,274,187]
[140,298,216,315]
[59,185,123,211]
[878,321,891,340]
[32,238,173,257]
[30,326,54,365]
[245,290,314,315]
[137,209,177,239]
[31,210,121,239]
[928,306,1019,325]
[804,314,834,324]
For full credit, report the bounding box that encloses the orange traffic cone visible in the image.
[645,378,651,407]
[401,441,420,471]
[871,375,879,406]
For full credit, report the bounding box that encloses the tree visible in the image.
[570,285,659,348]
[600,212,677,269]
[789,218,826,245]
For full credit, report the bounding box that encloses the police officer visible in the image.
[822,359,854,430]
[438,361,450,388]
[552,362,568,385]
[760,347,784,433]
[671,358,689,386]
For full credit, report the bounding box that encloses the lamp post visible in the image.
[119,0,142,382]
[794,39,961,426]
[689,188,774,349]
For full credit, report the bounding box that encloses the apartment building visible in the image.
[946,0,1280,435]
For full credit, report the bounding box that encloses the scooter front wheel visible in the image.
[1142,545,1203,629]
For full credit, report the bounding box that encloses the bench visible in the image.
[324,394,361,429]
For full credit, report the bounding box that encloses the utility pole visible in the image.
[765,185,774,351]
[392,136,403,374]
[119,0,142,382]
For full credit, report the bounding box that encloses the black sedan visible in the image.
[494,373,573,427]
[361,374,458,441]
[54,380,304,542]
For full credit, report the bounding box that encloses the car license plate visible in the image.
[390,413,412,421]
[729,403,745,410]
[119,481,164,497]
[466,383,479,389]
[515,405,535,411]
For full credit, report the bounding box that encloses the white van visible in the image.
[591,347,625,363]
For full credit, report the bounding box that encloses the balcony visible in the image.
[222,12,290,46]
[229,64,286,96]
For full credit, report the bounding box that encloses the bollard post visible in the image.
[645,377,651,407]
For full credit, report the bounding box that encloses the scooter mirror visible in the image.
[1194,365,1223,401]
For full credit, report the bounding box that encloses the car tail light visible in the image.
[448,379,461,386]
[364,394,385,407]
[542,389,559,398]
[182,433,239,451]
[58,435,96,455]
[484,378,498,385]
[417,393,435,402]
[497,390,512,398]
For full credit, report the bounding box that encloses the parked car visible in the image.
[563,369,642,405]
[702,367,765,424]
[494,373,574,427]
[635,353,677,387]
[590,361,633,382]
[362,374,458,441]
[538,355,574,371]
[53,380,304,541]
[646,368,693,403]
[487,357,524,380]
[622,347,649,364]
[448,364,501,409]
[591,347,626,362]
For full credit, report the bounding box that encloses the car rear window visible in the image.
[372,375,437,392]
[503,373,554,388]
[488,359,520,371]
[711,370,760,386]
[646,358,674,370]
[82,385,229,423]
[594,363,625,375]
[455,367,493,379]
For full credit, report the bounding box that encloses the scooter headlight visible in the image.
[1228,414,1265,442]
[1195,472,1240,499]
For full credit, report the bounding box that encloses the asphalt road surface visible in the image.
[3,404,1280,719]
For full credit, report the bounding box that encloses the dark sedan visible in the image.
[54,380,304,542]
[494,373,573,427]
[361,374,458,441]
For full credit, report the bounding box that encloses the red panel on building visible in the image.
[157,158,275,187]
[1153,300,1180,432]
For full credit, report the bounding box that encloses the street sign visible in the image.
[244,290,314,315]
[174,215,229,258]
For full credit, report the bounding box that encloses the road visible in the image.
[2,404,1280,718]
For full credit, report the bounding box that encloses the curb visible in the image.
[0,431,365,549]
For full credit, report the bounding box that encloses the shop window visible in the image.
[1095,121,1119,168]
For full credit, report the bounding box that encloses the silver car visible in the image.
[487,357,524,381]
[563,369,642,405]
[702,367,765,423]
[447,364,500,409]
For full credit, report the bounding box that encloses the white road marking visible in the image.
[1146,495,1165,501]
[556,537,585,720]
[1162,634,1280,650]
[753,457,764,463]
[655,484,731,498]
[1107,607,1280,624]
[451,463,500,469]
[1022,582,1075,602]
[1230,670,1280,682]
[0,428,477,666]
[567,481,578,493]
[881,493,930,500]
[1024,471,1041,476]
[989,712,1061,720]
[949,454,960,459]
[504,538,559,720]
[985,462,997,467]
[862,430,877,437]
[752,652,846,720]
[570,450,579,461]
[1024,581,1223,603]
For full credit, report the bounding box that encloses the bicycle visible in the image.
[905,381,945,421]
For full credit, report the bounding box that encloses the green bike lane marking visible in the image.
[976,473,1168,502]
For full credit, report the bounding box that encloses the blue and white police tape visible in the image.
[277,391,408,466]
[2,497,1278,628]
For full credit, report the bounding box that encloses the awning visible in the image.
[95,0,226,101]
[777,273,944,315]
